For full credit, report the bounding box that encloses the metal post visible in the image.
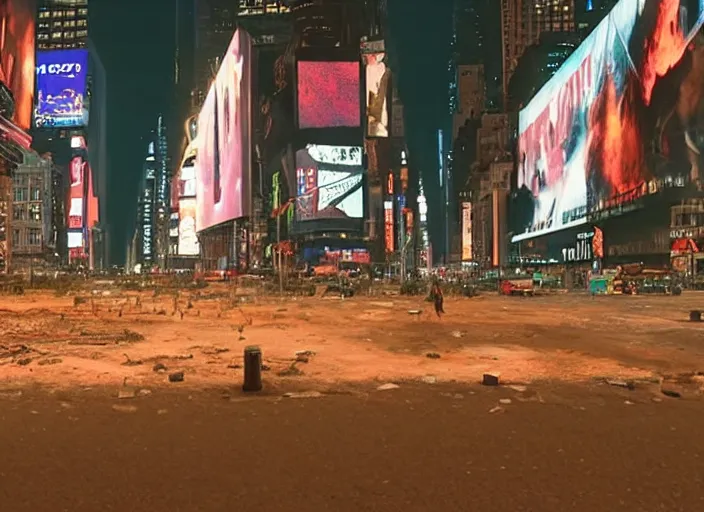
[276,192,283,296]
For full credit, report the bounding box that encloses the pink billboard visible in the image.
[196,29,252,232]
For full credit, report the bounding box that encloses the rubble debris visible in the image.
[201,347,230,356]
[227,363,242,369]
[283,391,323,399]
[690,310,702,322]
[16,358,32,366]
[426,352,441,359]
[168,371,185,383]
[277,363,304,377]
[661,389,681,398]
[0,390,22,399]
[489,406,503,413]
[152,363,167,373]
[499,398,512,405]
[421,375,437,384]
[295,350,316,357]
[482,373,500,386]
[37,358,63,366]
[605,379,635,390]
[0,344,31,359]
[377,383,400,391]
[117,388,136,399]
[296,354,310,363]
[137,389,152,397]
[122,354,143,366]
[508,385,527,393]
[451,331,464,338]
[261,364,271,371]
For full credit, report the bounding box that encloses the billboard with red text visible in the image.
[196,29,252,232]
[514,0,704,242]
[296,61,360,129]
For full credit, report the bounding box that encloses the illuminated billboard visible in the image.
[178,198,199,256]
[295,144,364,221]
[462,202,472,261]
[514,0,704,243]
[68,156,85,229]
[296,61,360,129]
[0,0,35,130]
[364,53,390,137]
[34,49,89,128]
[196,29,252,232]
[384,200,394,252]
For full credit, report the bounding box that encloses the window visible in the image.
[76,19,87,27]
[65,20,75,27]
[28,229,42,246]
[78,8,88,15]
[76,29,87,37]
[53,10,64,17]
[12,229,20,247]
[13,187,26,202]
[12,204,26,221]
[38,33,49,41]
[51,31,62,39]
[30,186,41,201]
[52,20,63,27]
[64,31,75,39]
[65,9,76,16]
[29,204,42,222]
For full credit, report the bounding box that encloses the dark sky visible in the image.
[89,0,452,265]
[90,0,175,265]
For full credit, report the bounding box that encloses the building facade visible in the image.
[36,0,88,51]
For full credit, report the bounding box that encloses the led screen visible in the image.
[34,49,89,128]
[0,0,35,130]
[364,53,390,137]
[514,0,704,242]
[297,61,360,129]
[295,144,363,221]
[67,231,83,249]
[68,156,85,229]
[196,29,252,232]
[178,198,199,256]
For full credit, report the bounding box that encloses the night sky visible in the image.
[89,0,452,265]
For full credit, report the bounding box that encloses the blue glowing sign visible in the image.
[34,49,89,128]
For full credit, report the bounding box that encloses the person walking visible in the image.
[430,280,445,319]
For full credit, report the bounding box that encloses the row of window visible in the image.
[38,19,87,29]
[38,29,88,40]
[37,42,86,50]
[12,228,42,247]
[13,204,42,223]
[13,188,42,202]
[38,8,88,19]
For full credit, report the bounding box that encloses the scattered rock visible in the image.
[425,352,441,359]
[112,404,137,413]
[295,354,310,363]
[152,363,167,373]
[606,379,635,390]
[168,371,185,383]
[451,331,464,338]
[16,358,32,366]
[227,363,242,369]
[508,385,527,393]
[453,393,464,399]
[157,409,168,415]
[121,354,143,366]
[283,391,323,399]
[377,383,400,391]
[421,375,437,384]
[295,350,316,357]
[661,389,681,398]
[277,363,304,377]
[117,388,136,399]
[137,389,152,397]
[261,364,271,371]
[59,402,72,409]
[624,400,634,405]
[482,373,500,386]
[489,406,503,413]
[499,398,512,405]
[652,397,663,403]
[0,390,22,399]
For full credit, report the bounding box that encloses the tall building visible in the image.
[290,0,367,48]
[154,115,169,268]
[500,0,575,106]
[36,0,88,50]
[130,141,158,269]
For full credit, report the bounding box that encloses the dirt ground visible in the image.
[2,285,704,392]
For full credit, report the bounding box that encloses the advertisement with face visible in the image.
[295,144,364,221]
[514,0,704,243]
[196,29,252,232]
[462,202,473,261]
[68,156,85,230]
[178,198,199,256]
[364,52,390,137]
[34,49,89,128]
[297,61,360,129]
[0,0,35,130]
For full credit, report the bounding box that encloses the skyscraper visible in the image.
[500,0,575,106]
[36,0,88,50]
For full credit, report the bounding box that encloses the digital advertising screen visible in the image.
[0,0,35,130]
[196,29,252,232]
[462,202,472,261]
[67,230,83,249]
[178,198,199,256]
[295,144,364,221]
[68,156,85,229]
[296,61,360,129]
[514,0,704,243]
[364,52,390,137]
[34,49,89,128]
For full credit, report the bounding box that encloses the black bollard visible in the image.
[243,345,263,392]
[690,310,702,322]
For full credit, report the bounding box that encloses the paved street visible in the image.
[1,382,703,511]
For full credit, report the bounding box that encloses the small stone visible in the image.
[16,358,32,366]
[426,352,441,359]
[117,389,136,399]
[377,383,400,391]
[499,398,512,405]
[157,409,168,415]
[60,402,72,409]
[295,350,316,357]
[508,385,527,392]
[112,404,137,413]
[482,373,500,386]
[152,363,167,373]
[453,393,464,399]
[606,379,635,390]
[451,331,463,338]
[489,406,503,413]
[662,389,681,398]
[137,389,152,397]
[624,400,634,405]
[421,375,437,384]
[295,354,310,363]
[283,391,323,399]
[168,371,185,383]
[652,397,663,403]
